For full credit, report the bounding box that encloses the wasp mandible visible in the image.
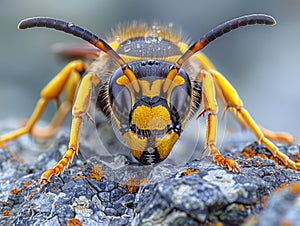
[1,14,298,185]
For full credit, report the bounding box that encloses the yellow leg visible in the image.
[209,69,300,170]
[190,50,294,145]
[197,70,240,173]
[259,127,294,145]
[29,101,72,139]
[30,70,81,139]
[0,60,85,146]
[39,72,100,185]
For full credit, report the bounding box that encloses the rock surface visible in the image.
[1,133,300,226]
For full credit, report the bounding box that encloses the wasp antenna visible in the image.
[176,14,276,67]
[18,17,126,67]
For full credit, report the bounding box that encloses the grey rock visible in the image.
[0,133,300,226]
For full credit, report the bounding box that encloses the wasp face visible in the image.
[109,60,192,164]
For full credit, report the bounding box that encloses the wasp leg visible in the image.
[0,60,85,147]
[188,47,294,145]
[209,69,300,170]
[259,127,293,144]
[30,70,81,139]
[197,70,241,173]
[39,72,100,185]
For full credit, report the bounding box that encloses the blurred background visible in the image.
[0,0,300,136]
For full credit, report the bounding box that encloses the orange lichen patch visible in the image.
[90,165,104,181]
[206,222,223,226]
[125,176,148,193]
[2,180,7,184]
[288,182,300,195]
[8,151,24,164]
[67,218,83,226]
[256,153,268,159]
[269,155,284,165]
[12,179,17,183]
[3,210,10,216]
[280,218,292,226]
[280,181,289,189]
[239,204,244,211]
[241,146,288,167]
[246,205,253,209]
[256,160,263,167]
[23,181,33,188]
[260,196,269,209]
[10,187,23,195]
[241,147,256,158]
[295,152,300,163]
[2,201,8,206]
[182,168,200,176]
[72,175,87,180]
[9,151,19,161]
[28,189,38,200]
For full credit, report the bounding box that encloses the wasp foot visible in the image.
[207,143,241,173]
[38,148,75,186]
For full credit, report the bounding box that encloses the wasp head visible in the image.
[109,60,192,164]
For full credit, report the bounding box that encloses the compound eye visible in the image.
[109,68,132,123]
[169,69,191,123]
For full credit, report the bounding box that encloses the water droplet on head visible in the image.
[144,37,151,44]
[151,37,157,43]
[124,45,131,53]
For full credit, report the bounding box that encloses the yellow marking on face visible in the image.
[155,131,179,161]
[122,131,147,160]
[116,75,136,104]
[122,67,140,93]
[115,69,140,93]
[163,72,185,93]
[123,130,179,163]
[138,80,164,98]
[170,75,185,86]
[165,75,185,106]
[116,75,130,86]
[131,105,170,130]
[123,131,147,149]
[138,75,184,99]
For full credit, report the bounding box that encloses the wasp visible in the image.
[1,14,299,185]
